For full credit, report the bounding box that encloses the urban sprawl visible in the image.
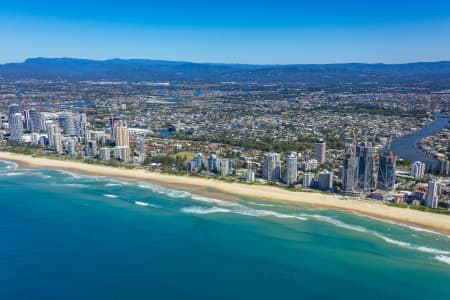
[1,80,450,211]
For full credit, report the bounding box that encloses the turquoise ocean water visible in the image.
[0,160,450,299]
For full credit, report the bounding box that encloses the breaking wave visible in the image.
[182,200,307,221]
[416,246,450,255]
[435,255,450,265]
[2,172,24,176]
[190,195,239,207]
[247,201,275,207]
[136,182,238,206]
[372,232,412,247]
[134,201,160,208]
[0,160,18,171]
[361,215,450,239]
[105,183,122,187]
[137,183,191,199]
[303,214,367,232]
[182,198,450,261]
[103,194,118,198]
[58,170,85,179]
[231,206,308,220]
[181,206,231,214]
[54,183,89,188]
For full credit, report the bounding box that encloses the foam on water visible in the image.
[103,194,118,198]
[303,214,367,232]
[182,199,308,221]
[367,232,450,260]
[0,160,18,171]
[8,168,53,179]
[247,201,275,207]
[136,182,240,207]
[137,182,191,199]
[182,206,231,214]
[134,201,160,208]
[190,195,239,207]
[37,174,52,179]
[372,232,412,247]
[352,212,450,239]
[58,170,85,179]
[56,170,110,183]
[435,255,450,265]
[298,213,450,260]
[366,231,450,258]
[181,205,308,220]
[0,167,53,180]
[2,172,24,176]
[416,246,450,255]
[103,178,132,186]
[232,206,308,220]
[167,190,192,199]
[105,183,122,187]
[54,183,89,188]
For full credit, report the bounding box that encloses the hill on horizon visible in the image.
[1,57,450,88]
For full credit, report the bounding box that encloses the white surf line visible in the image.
[435,255,450,265]
[103,194,118,198]
[134,201,160,208]
[332,208,450,240]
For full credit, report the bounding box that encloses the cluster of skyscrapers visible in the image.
[4,105,145,164]
[342,140,397,194]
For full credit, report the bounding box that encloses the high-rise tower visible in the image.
[314,138,326,164]
[356,141,375,192]
[114,124,130,147]
[264,153,281,181]
[377,151,396,191]
[48,123,62,154]
[63,113,76,136]
[9,113,24,142]
[29,109,42,133]
[286,152,298,186]
[425,180,441,208]
[342,144,358,192]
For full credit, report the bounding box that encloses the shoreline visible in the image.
[1,151,450,235]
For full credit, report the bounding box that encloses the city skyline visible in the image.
[1,1,450,298]
[1,1,450,64]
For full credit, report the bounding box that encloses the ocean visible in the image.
[1,160,450,299]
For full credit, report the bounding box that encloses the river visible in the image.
[389,114,449,167]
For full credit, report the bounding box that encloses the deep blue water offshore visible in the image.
[1,160,450,299]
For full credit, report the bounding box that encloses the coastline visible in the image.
[1,151,450,235]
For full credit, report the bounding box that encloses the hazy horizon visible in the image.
[2,56,450,66]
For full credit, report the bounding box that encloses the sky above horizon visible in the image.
[1,0,450,64]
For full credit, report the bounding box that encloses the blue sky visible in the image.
[1,0,450,64]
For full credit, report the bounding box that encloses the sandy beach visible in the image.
[1,151,450,235]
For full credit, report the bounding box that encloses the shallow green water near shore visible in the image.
[1,160,450,299]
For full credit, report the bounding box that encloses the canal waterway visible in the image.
[389,115,449,167]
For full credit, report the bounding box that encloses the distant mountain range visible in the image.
[1,58,450,87]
